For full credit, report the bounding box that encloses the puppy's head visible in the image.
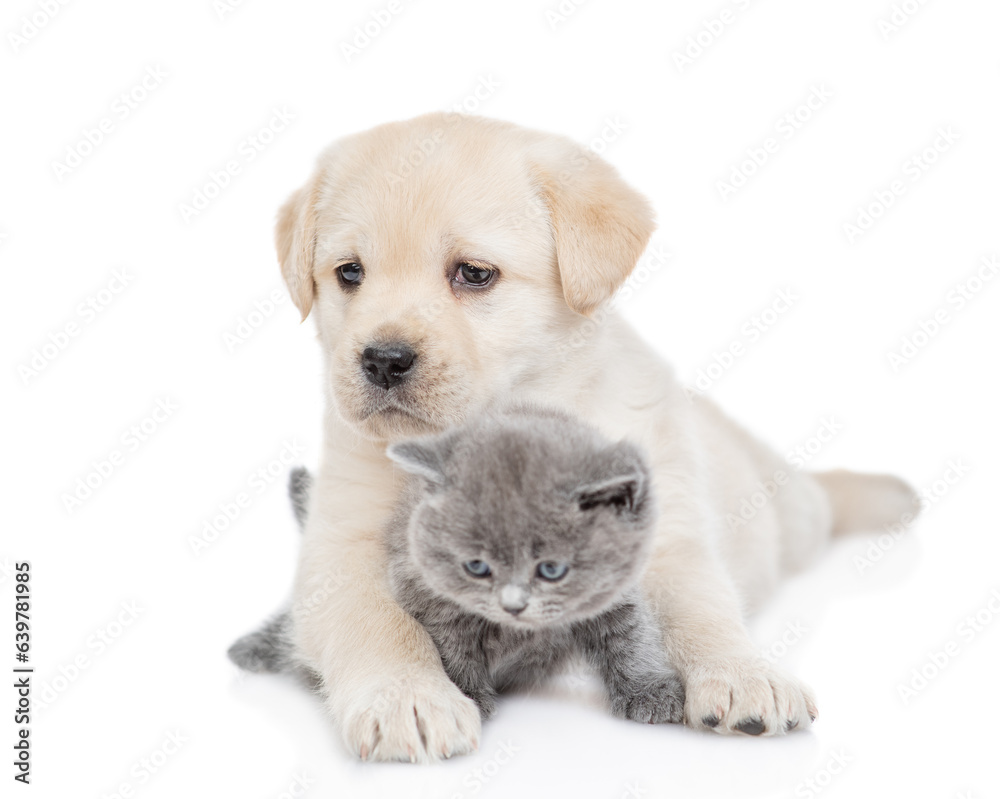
[276,113,655,441]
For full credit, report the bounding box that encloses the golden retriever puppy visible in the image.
[274,113,915,761]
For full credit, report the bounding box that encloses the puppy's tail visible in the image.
[288,466,312,531]
[811,469,920,535]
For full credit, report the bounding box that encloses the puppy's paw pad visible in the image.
[735,717,766,736]
[684,658,816,736]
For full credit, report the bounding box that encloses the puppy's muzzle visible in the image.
[361,343,416,390]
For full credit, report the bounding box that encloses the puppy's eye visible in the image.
[463,560,492,578]
[337,262,364,288]
[454,262,496,287]
[537,562,568,581]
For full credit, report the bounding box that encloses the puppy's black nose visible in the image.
[362,344,416,390]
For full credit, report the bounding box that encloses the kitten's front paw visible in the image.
[614,672,685,724]
[338,672,481,762]
[464,688,498,720]
[684,657,817,736]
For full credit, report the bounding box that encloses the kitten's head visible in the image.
[387,406,656,629]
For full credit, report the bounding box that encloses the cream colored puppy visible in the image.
[276,113,914,761]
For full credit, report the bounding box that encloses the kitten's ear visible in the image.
[387,434,456,485]
[575,443,650,516]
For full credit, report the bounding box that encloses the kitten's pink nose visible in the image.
[500,585,528,615]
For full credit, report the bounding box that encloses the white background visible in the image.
[3,0,999,797]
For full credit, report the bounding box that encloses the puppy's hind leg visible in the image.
[773,470,834,575]
[777,468,920,574]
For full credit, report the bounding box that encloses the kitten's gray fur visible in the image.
[225,469,307,676]
[229,406,683,724]
[227,609,296,674]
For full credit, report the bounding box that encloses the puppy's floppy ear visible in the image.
[532,139,656,316]
[275,177,320,321]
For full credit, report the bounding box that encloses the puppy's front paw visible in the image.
[684,657,817,736]
[614,672,685,724]
[339,673,481,762]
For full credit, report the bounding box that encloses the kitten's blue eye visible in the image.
[464,560,491,578]
[537,562,569,581]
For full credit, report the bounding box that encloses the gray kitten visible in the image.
[230,406,684,724]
